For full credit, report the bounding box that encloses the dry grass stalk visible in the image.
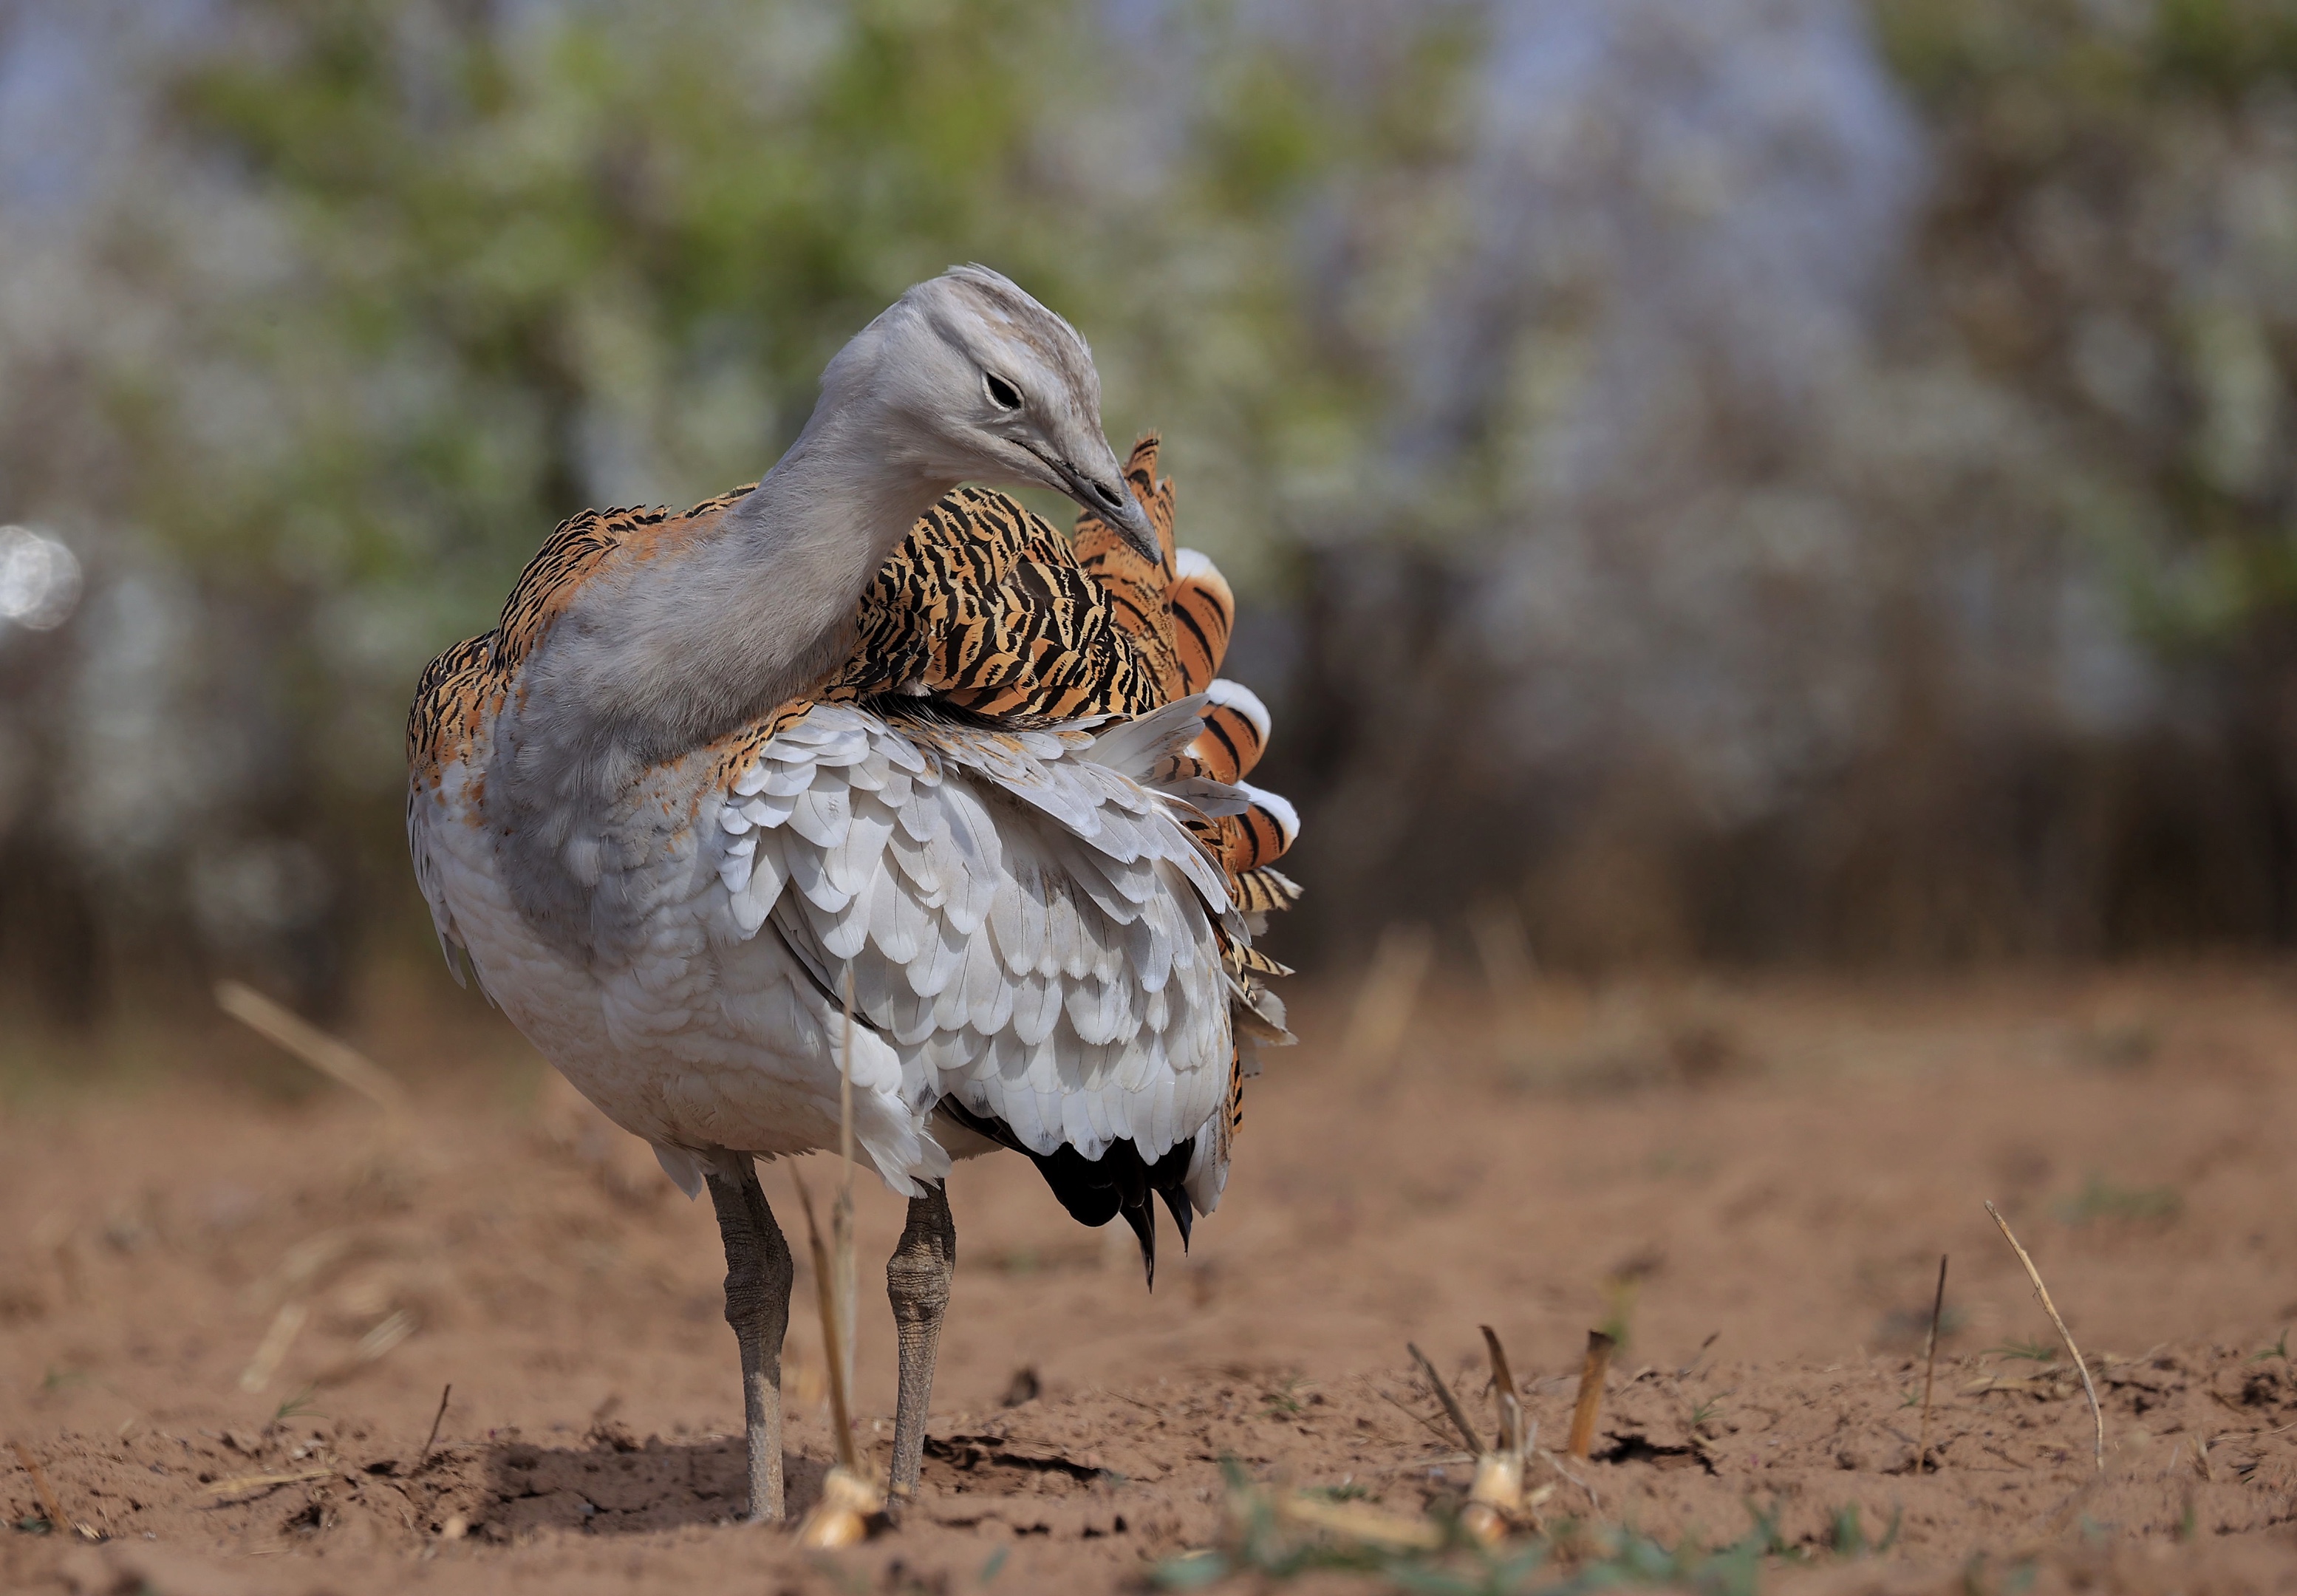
[1919,1254,1948,1473]
[10,1440,95,1541]
[239,1300,310,1394]
[1405,1343,1483,1454]
[1674,1331,1720,1381]
[201,1467,332,1501]
[1276,1490,1444,1551]
[1340,924,1433,1071]
[1984,1200,2103,1474]
[248,1230,360,1310]
[1478,1325,1522,1452]
[416,1383,452,1470]
[215,981,410,1122]
[791,1170,859,1477]
[1566,1329,1618,1460]
[1375,1386,1470,1451]
[314,1309,418,1386]
[793,969,885,1549]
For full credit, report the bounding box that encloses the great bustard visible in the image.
[406,267,1297,1522]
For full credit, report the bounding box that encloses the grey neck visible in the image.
[486,397,955,944]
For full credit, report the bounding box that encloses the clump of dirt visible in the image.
[6,965,2297,1593]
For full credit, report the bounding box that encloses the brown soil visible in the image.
[7,964,2297,1594]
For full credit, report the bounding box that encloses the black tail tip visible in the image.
[1158,1184,1193,1253]
[1122,1201,1157,1289]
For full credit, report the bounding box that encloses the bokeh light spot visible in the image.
[0,525,83,631]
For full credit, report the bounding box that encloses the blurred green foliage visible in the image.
[141,0,1477,664]
[1875,0,2297,653]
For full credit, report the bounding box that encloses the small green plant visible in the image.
[2056,1174,2181,1226]
[1155,1465,1893,1594]
[1304,1481,1372,1501]
[1262,1377,1313,1419]
[1988,1338,2059,1362]
[274,1384,324,1422]
[2253,1329,2290,1363]
[1829,1503,1903,1558]
[1597,1278,1639,1350]
[1689,1397,1724,1428]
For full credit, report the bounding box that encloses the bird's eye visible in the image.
[983,372,1023,411]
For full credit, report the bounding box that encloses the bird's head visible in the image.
[822,265,1161,562]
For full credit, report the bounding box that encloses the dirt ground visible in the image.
[8,962,2297,1594]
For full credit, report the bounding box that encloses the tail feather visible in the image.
[1169,549,1233,693]
[1192,678,1270,783]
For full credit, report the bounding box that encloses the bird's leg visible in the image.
[884,1182,957,1498]
[706,1154,794,1523]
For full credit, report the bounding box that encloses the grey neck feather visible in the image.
[487,392,956,947]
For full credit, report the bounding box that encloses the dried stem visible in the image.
[215,981,409,1121]
[1480,1324,1522,1455]
[833,967,859,1411]
[1406,1343,1484,1454]
[1567,1329,1618,1460]
[791,1169,860,1475]
[417,1383,452,1470]
[1918,1255,1947,1473]
[1984,1201,2103,1474]
[10,1440,91,1540]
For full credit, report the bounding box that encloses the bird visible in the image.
[405,265,1297,1524]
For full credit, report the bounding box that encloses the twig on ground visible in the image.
[1275,1489,1444,1551]
[215,981,409,1121]
[416,1384,451,1470]
[1919,1254,1948,1473]
[1566,1329,1618,1460]
[1675,1331,1721,1381]
[201,1467,330,1501]
[1405,1343,1484,1454]
[10,1440,95,1540]
[1984,1201,2103,1474]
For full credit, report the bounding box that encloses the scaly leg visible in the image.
[884,1182,957,1497]
[706,1153,794,1523]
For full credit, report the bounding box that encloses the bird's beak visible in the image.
[1057,459,1161,565]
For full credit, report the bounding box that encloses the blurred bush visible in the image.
[2,0,2296,1023]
